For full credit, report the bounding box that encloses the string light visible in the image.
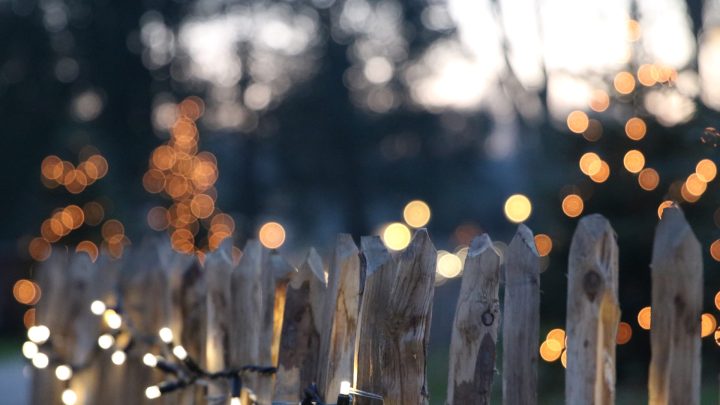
[111,350,127,365]
[143,353,158,367]
[61,389,77,405]
[90,300,106,315]
[55,365,73,381]
[172,345,188,360]
[98,334,114,350]
[103,309,122,330]
[159,327,174,344]
[145,386,161,400]
[22,341,38,359]
[32,352,49,369]
[27,325,50,344]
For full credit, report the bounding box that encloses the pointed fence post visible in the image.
[317,234,361,402]
[256,248,294,403]
[648,206,702,405]
[565,214,620,405]
[354,230,436,405]
[446,234,501,405]
[275,248,327,401]
[502,224,540,405]
[204,239,235,402]
[229,240,263,400]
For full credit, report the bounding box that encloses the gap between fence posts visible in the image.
[565,214,619,405]
[648,206,702,405]
[502,224,540,405]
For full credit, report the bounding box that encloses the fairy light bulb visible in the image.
[55,365,73,381]
[22,341,38,359]
[143,353,158,367]
[90,300,106,315]
[172,345,187,360]
[158,327,173,344]
[145,386,161,399]
[340,381,351,396]
[97,334,114,350]
[111,350,126,365]
[61,388,77,405]
[27,325,50,344]
[230,398,242,405]
[32,352,49,369]
[103,309,122,330]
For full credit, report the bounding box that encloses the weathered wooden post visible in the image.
[229,240,263,402]
[275,247,327,401]
[256,248,294,403]
[648,206,702,405]
[502,224,540,405]
[565,214,620,405]
[446,234,501,405]
[354,230,437,405]
[204,239,234,403]
[317,234,361,402]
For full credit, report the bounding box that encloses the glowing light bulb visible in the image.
[230,398,242,405]
[98,334,114,350]
[55,365,73,381]
[27,325,50,344]
[61,388,77,405]
[103,309,122,330]
[90,300,106,315]
[339,381,351,396]
[111,350,126,365]
[158,327,173,344]
[145,386,161,399]
[22,341,38,359]
[172,345,188,360]
[143,353,158,367]
[32,352,49,369]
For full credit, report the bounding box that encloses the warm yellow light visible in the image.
[715,291,720,311]
[560,350,567,368]
[339,381,351,396]
[701,313,716,338]
[27,325,50,344]
[627,19,641,41]
[657,200,674,219]
[111,350,126,365]
[90,300,106,315]
[22,341,38,359]
[382,222,412,251]
[504,194,532,223]
[616,322,632,345]
[624,117,646,141]
[143,353,158,367]
[614,71,636,95]
[103,309,122,330]
[710,240,720,262]
[159,327,174,344]
[579,153,601,176]
[590,161,610,183]
[589,90,609,112]
[623,150,645,173]
[145,386,161,399]
[172,345,188,360]
[436,252,463,278]
[534,234,552,257]
[637,306,651,330]
[638,168,659,191]
[566,110,589,134]
[562,194,584,218]
[539,341,561,362]
[259,222,286,249]
[637,64,659,86]
[403,200,431,228]
[696,159,717,182]
[685,173,707,197]
[98,334,114,350]
[546,328,566,350]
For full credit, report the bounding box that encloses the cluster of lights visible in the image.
[380,200,432,251]
[21,325,81,404]
[540,323,634,367]
[40,150,108,194]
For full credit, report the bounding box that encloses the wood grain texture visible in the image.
[446,234,501,405]
[256,248,294,403]
[648,206,702,405]
[204,238,235,403]
[178,257,206,405]
[229,240,263,398]
[565,214,620,405]
[502,224,540,405]
[317,233,361,402]
[275,247,327,401]
[355,230,437,405]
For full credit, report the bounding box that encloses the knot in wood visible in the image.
[583,270,602,301]
[481,310,494,326]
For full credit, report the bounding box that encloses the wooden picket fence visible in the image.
[27,205,705,405]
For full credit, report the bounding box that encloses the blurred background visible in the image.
[1,0,720,402]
